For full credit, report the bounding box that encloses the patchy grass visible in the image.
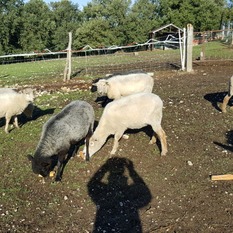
[0,54,233,232]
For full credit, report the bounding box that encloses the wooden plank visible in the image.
[211,174,233,181]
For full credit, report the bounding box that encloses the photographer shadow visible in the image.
[88,157,152,233]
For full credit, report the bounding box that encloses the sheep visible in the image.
[82,93,167,159]
[91,71,154,101]
[28,100,95,181]
[0,88,34,133]
[220,75,233,113]
[0,88,34,118]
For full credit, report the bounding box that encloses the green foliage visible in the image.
[0,0,232,54]
[158,0,226,31]
[19,0,53,52]
[0,0,24,54]
[127,0,160,43]
[50,0,82,50]
[74,19,115,48]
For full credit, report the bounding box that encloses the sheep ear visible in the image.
[27,155,34,162]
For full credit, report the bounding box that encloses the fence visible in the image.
[0,41,183,76]
[1,27,232,77]
[193,29,233,61]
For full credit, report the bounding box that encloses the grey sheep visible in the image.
[28,100,95,181]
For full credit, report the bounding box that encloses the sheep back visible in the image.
[29,100,95,178]
[100,92,163,131]
[92,71,154,100]
[86,92,166,158]
[0,91,33,118]
[36,100,94,157]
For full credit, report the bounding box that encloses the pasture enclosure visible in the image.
[0,58,233,232]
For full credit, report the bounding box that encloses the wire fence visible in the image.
[0,28,232,77]
[74,49,181,76]
[193,29,233,61]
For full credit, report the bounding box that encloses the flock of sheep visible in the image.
[1,71,231,181]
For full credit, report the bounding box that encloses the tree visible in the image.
[19,0,53,52]
[74,18,115,48]
[157,0,226,31]
[0,0,24,55]
[74,0,132,48]
[50,0,82,51]
[127,0,160,44]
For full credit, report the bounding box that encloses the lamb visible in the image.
[220,75,233,113]
[28,100,95,181]
[0,88,34,133]
[91,71,154,101]
[82,93,167,159]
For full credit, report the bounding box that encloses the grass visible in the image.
[0,41,231,87]
[0,46,233,232]
[192,41,233,60]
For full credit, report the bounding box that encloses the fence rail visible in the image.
[193,29,233,61]
[0,28,232,77]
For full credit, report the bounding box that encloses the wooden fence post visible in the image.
[186,24,193,72]
[63,32,72,81]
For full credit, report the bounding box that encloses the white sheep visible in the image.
[28,100,95,181]
[82,92,167,158]
[0,88,34,133]
[220,75,233,113]
[91,71,154,100]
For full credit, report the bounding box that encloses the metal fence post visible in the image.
[186,24,193,72]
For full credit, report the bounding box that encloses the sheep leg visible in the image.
[85,124,93,161]
[221,94,231,113]
[149,135,157,144]
[4,116,10,133]
[13,116,19,128]
[55,159,63,181]
[110,131,124,154]
[54,154,68,181]
[153,127,167,156]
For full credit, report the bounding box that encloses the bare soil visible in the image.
[1,61,233,233]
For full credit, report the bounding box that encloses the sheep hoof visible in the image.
[78,151,86,160]
[110,150,116,155]
[49,171,56,177]
[122,134,129,139]
[161,151,167,156]
[149,137,157,144]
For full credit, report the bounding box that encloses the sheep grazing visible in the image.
[82,93,167,159]
[0,88,34,133]
[28,100,95,181]
[91,71,154,100]
[220,75,233,113]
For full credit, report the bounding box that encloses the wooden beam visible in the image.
[211,174,233,181]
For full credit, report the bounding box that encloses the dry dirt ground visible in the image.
[1,61,233,233]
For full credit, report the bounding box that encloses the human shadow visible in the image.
[214,130,233,153]
[88,157,152,233]
[204,92,230,112]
